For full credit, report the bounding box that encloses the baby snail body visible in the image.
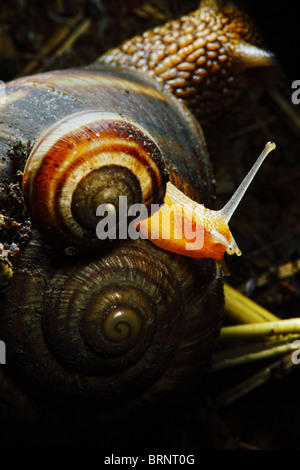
[137,141,276,263]
[0,0,275,419]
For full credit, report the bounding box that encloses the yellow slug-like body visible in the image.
[137,182,231,261]
[137,142,276,263]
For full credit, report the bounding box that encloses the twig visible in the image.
[238,441,262,450]
[18,13,84,77]
[228,116,277,139]
[213,353,295,408]
[53,18,91,59]
[220,318,300,340]
[268,86,300,136]
[56,0,65,14]
[0,27,19,60]
[212,337,300,370]
[223,283,279,324]
[134,3,170,21]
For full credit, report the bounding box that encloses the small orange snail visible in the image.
[0,0,276,434]
[137,141,276,266]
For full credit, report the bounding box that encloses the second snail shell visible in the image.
[1,232,222,411]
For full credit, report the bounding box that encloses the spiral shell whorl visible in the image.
[44,245,183,377]
[23,111,168,251]
[2,237,205,406]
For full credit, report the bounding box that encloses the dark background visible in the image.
[244,1,298,82]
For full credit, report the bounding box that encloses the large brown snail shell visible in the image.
[3,66,213,252]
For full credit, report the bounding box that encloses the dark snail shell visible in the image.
[0,232,223,409]
[4,66,213,252]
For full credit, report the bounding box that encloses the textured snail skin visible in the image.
[0,0,274,429]
[99,0,274,122]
